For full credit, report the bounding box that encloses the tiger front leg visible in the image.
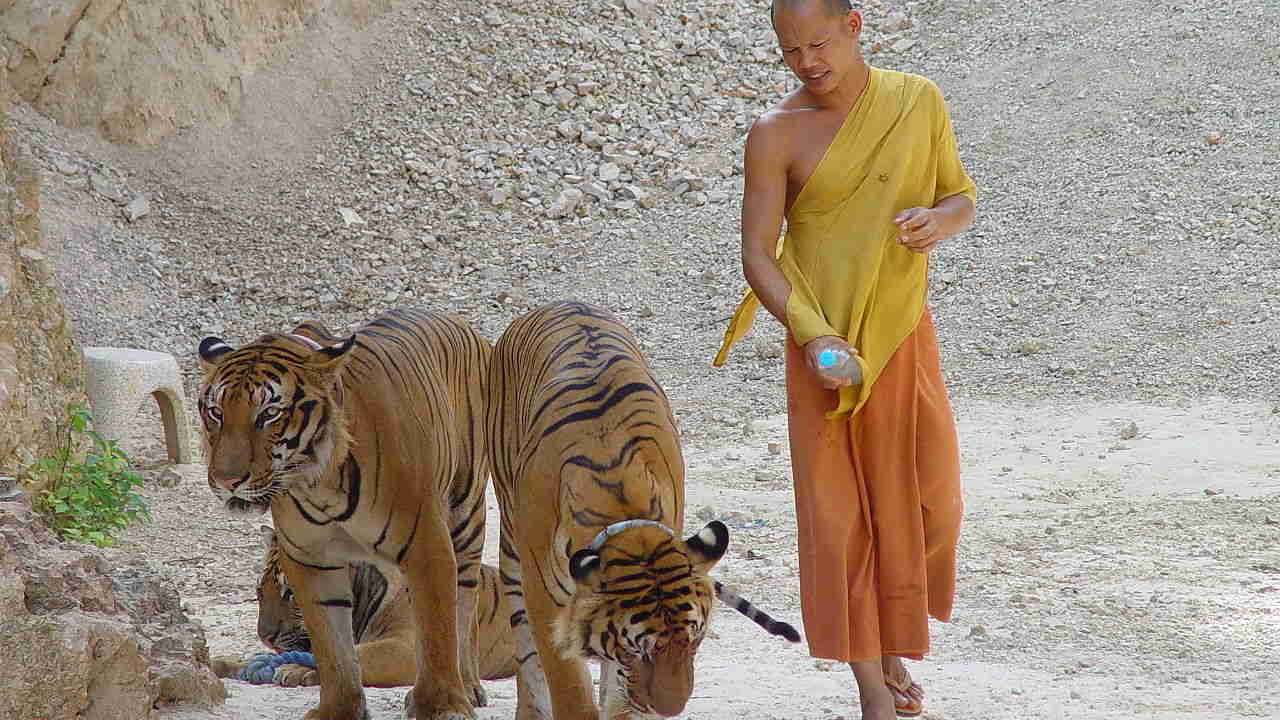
[520,553,597,720]
[500,538,552,720]
[354,636,418,687]
[400,507,475,720]
[278,553,369,720]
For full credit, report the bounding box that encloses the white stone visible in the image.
[83,347,195,464]
[123,195,150,223]
[598,163,621,182]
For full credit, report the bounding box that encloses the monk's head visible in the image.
[770,0,864,96]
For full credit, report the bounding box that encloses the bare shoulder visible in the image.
[746,90,817,154]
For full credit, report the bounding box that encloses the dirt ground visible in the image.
[113,395,1280,720]
[20,0,1277,717]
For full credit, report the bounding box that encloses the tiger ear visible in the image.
[569,548,602,584]
[311,335,356,371]
[198,336,235,372]
[685,520,729,572]
[258,524,276,552]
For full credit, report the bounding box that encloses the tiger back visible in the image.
[197,308,490,720]
[486,301,797,720]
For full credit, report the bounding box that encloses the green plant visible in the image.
[29,405,150,547]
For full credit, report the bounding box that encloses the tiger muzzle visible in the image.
[637,643,695,717]
[208,470,251,493]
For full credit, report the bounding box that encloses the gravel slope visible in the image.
[11,0,1279,718]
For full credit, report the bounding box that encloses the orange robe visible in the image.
[786,310,962,661]
[713,68,975,661]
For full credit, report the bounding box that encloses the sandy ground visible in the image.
[109,396,1280,720]
[22,0,1276,716]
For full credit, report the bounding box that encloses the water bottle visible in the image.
[816,347,862,384]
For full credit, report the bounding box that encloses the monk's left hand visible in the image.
[893,207,940,253]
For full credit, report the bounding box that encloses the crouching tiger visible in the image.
[197,309,490,720]
[213,526,517,688]
[486,300,799,720]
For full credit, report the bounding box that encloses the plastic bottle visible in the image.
[816,347,862,384]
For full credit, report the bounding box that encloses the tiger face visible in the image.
[253,525,310,653]
[196,333,353,515]
[557,520,729,717]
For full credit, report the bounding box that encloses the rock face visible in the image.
[0,0,391,145]
[0,52,85,475]
[0,502,226,720]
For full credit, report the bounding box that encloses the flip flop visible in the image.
[884,669,924,718]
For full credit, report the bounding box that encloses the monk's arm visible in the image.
[740,117,853,388]
[739,119,792,325]
[894,194,975,253]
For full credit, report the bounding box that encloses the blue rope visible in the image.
[236,651,317,684]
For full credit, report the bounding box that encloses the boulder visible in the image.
[0,50,86,476]
[0,502,226,720]
[0,0,392,145]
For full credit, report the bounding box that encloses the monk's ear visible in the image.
[685,521,729,573]
[845,9,863,38]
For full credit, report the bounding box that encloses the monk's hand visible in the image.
[893,207,941,253]
[803,336,858,390]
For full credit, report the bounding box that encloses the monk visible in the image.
[712,1,976,718]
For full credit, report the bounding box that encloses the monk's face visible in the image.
[773,2,862,96]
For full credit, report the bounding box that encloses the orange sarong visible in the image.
[786,309,962,662]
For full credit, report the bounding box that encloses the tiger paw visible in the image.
[401,688,476,720]
[304,703,371,720]
[274,663,320,687]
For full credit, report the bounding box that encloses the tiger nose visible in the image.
[208,470,249,492]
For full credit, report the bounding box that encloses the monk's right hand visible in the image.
[803,336,858,390]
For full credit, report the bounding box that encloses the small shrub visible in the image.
[28,404,150,547]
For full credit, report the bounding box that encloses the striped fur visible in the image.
[487,301,797,720]
[213,526,518,688]
[197,309,490,720]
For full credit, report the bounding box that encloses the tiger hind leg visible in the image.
[451,492,487,707]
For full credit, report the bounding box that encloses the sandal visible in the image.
[884,666,925,718]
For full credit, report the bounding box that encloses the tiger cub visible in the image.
[486,301,798,720]
[197,309,489,720]
[213,526,517,687]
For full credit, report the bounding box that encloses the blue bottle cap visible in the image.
[818,349,838,368]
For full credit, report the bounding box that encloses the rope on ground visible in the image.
[236,650,317,684]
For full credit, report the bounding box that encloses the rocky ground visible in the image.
[12,0,1279,717]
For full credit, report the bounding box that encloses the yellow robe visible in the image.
[714,67,976,418]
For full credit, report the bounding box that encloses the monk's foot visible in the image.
[858,692,899,720]
[881,656,924,717]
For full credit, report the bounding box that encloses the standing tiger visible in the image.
[197,309,489,720]
[486,301,799,720]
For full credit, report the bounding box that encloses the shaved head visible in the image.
[770,0,853,28]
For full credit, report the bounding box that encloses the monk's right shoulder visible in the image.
[746,103,808,157]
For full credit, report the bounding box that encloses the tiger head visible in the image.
[196,331,354,515]
[254,524,310,653]
[557,519,730,717]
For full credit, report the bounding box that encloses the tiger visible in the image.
[197,309,490,720]
[213,525,517,688]
[486,300,800,720]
